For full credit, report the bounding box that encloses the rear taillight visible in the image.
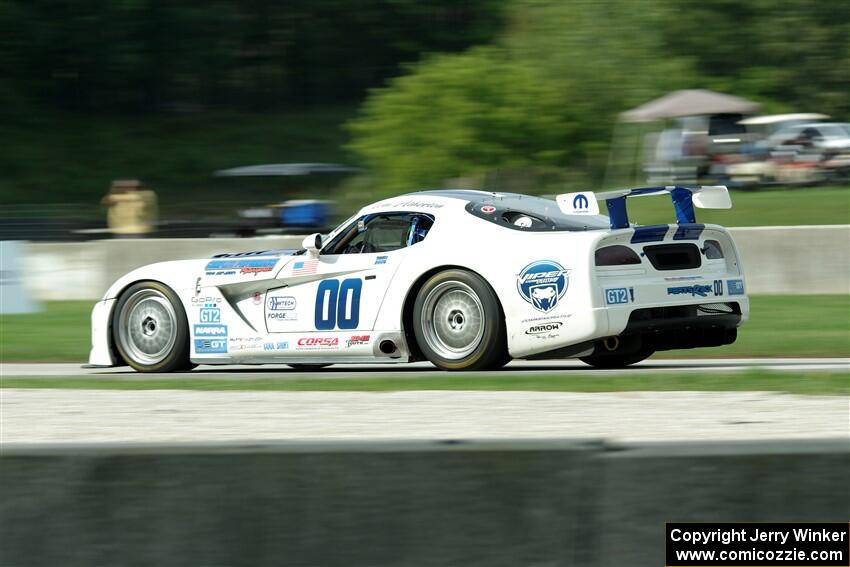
[595,245,641,266]
[702,239,724,259]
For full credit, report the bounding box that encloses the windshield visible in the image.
[322,212,435,254]
[321,212,359,245]
[818,125,849,138]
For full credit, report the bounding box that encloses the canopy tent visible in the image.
[620,89,760,123]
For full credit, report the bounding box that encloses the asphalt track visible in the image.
[2,358,848,379]
[3,358,847,444]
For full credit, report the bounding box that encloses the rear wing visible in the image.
[556,185,732,229]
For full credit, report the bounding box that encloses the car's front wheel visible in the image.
[112,281,194,373]
[413,269,509,371]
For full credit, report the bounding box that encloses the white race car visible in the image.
[89,186,749,372]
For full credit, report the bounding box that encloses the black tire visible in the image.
[579,348,655,369]
[112,281,195,373]
[285,364,331,370]
[412,269,509,371]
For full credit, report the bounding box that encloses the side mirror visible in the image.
[302,233,322,255]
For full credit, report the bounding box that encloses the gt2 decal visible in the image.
[604,287,634,305]
[199,305,221,323]
[315,278,363,330]
[517,261,570,313]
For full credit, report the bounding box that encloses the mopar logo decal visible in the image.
[517,261,570,313]
[572,194,589,210]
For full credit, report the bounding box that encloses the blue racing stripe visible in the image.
[672,223,705,240]
[606,197,630,229]
[631,225,669,243]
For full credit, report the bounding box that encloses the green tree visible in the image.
[347,47,582,193]
[348,0,700,191]
[0,0,506,113]
[657,0,850,117]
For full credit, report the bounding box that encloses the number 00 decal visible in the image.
[315,278,362,330]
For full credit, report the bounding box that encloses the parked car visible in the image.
[765,123,850,153]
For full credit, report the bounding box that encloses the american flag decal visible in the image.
[291,259,318,276]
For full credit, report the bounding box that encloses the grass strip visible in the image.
[2,295,847,362]
[2,370,847,395]
[627,186,850,227]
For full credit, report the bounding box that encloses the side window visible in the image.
[322,213,434,255]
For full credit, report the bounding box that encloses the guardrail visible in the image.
[1,439,847,567]
[12,225,850,300]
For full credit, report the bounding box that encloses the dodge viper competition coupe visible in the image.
[89,186,749,372]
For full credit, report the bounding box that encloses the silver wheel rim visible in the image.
[421,281,485,360]
[117,289,178,366]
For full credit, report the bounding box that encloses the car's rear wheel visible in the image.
[579,348,654,369]
[413,269,509,371]
[113,282,194,373]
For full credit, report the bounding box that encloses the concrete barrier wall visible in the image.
[1,439,848,567]
[21,236,304,300]
[594,439,850,566]
[729,226,850,295]
[14,225,850,300]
